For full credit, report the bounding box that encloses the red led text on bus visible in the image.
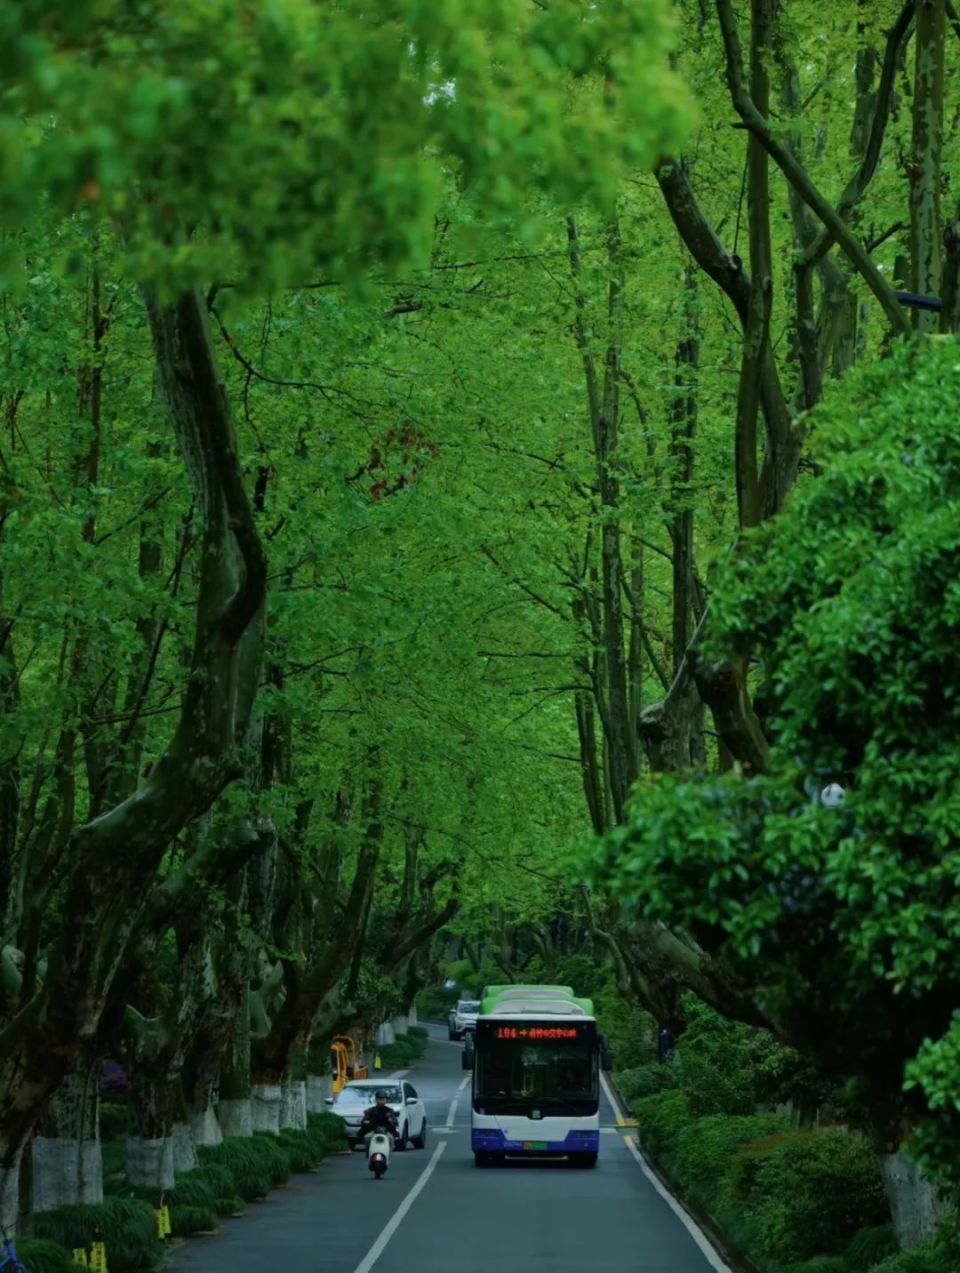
[494,1026,580,1040]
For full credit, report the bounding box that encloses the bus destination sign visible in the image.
[494,1025,584,1041]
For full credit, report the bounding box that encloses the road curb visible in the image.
[606,1073,761,1273]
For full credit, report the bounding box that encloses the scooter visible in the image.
[366,1129,393,1179]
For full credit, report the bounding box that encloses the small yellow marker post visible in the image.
[89,1239,108,1273]
[72,1249,89,1267]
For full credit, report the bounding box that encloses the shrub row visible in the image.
[24,1111,349,1270]
[33,1196,163,1272]
[377,1028,428,1070]
[632,1090,891,1271]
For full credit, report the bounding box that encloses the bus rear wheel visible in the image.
[474,1152,503,1168]
[571,1152,598,1169]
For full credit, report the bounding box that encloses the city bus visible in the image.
[463,985,610,1168]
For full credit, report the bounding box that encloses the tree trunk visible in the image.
[126,1075,184,1191]
[910,0,945,331]
[879,1148,946,1248]
[279,1039,308,1131]
[250,1085,282,1135]
[31,1057,103,1213]
[218,988,253,1139]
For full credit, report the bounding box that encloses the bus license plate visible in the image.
[523,1141,548,1151]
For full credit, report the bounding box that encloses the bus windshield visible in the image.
[474,1024,598,1116]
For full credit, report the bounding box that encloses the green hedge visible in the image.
[14,1237,76,1273]
[668,1113,788,1213]
[728,1129,888,1264]
[198,1136,283,1201]
[29,1111,352,1266]
[632,1091,892,1271]
[377,1030,428,1069]
[632,1090,694,1159]
[309,1110,349,1151]
[33,1197,163,1272]
[842,1226,899,1271]
[789,1258,847,1273]
[616,1063,676,1104]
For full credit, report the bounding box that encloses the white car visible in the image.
[448,999,480,1040]
[328,1079,428,1151]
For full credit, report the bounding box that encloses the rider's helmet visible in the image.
[375,1090,388,1102]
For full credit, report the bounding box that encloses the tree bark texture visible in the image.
[910,0,946,330]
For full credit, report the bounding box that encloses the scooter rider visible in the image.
[361,1090,398,1142]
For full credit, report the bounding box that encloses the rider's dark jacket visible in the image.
[363,1103,397,1133]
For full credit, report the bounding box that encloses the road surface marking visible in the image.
[623,1136,733,1272]
[445,1075,471,1127]
[352,1141,447,1273]
[599,1071,626,1125]
[599,1071,733,1273]
[385,1069,409,1079]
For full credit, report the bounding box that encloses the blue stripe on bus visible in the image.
[471,1128,600,1152]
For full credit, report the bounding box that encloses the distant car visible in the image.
[448,999,481,1040]
[328,1079,427,1151]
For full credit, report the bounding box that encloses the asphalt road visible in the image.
[171,1027,726,1273]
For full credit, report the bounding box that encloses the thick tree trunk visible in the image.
[31,1057,103,1213]
[250,1085,282,1135]
[306,1074,333,1115]
[279,1038,309,1131]
[126,1074,184,1190]
[910,0,945,331]
[879,1149,946,1248]
[190,1102,223,1149]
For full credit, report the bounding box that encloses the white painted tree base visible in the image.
[280,1080,307,1130]
[306,1074,333,1114]
[880,1149,945,1248]
[172,1122,198,1174]
[251,1084,282,1134]
[31,1136,103,1212]
[191,1105,223,1147]
[126,1135,175,1190]
[407,1004,419,1026]
[217,1099,253,1139]
[375,1022,395,1046]
[390,1015,408,1037]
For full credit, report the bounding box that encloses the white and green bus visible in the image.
[463,984,611,1168]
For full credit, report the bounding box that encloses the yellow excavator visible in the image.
[330,1034,369,1094]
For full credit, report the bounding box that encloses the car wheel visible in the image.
[396,1121,408,1150]
[413,1119,427,1149]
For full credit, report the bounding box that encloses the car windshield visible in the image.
[335,1086,401,1106]
[458,1001,480,1013]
